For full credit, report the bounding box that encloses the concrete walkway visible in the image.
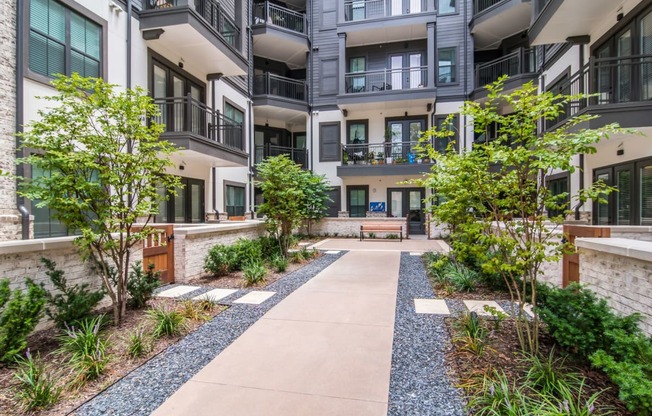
[153,248,402,415]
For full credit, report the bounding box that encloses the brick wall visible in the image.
[309,217,409,239]
[577,238,652,336]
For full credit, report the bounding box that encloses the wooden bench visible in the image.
[359,223,403,242]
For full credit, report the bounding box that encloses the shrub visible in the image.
[242,261,267,286]
[447,263,479,292]
[204,244,239,276]
[0,279,47,362]
[258,235,282,259]
[57,315,110,384]
[148,306,186,338]
[522,350,580,397]
[289,250,306,264]
[127,261,161,308]
[232,238,263,269]
[13,350,62,411]
[179,300,209,321]
[125,326,150,358]
[271,255,288,273]
[197,296,219,313]
[41,257,104,328]
[453,312,489,356]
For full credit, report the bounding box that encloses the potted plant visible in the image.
[342,149,351,165]
[376,151,384,164]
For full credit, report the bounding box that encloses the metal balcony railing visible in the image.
[344,67,428,93]
[343,0,428,22]
[475,48,538,88]
[546,54,652,129]
[153,95,245,151]
[473,0,508,15]
[253,73,308,101]
[253,1,307,34]
[254,145,308,168]
[342,141,428,165]
[145,0,240,49]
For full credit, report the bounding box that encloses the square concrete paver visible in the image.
[324,250,341,254]
[156,285,200,298]
[192,288,238,302]
[409,252,423,256]
[233,291,276,305]
[414,299,450,315]
[522,303,534,317]
[463,300,504,316]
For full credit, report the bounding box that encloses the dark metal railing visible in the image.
[253,73,307,101]
[254,145,308,168]
[145,0,240,49]
[546,54,652,129]
[475,48,538,88]
[473,0,508,15]
[343,0,428,22]
[153,95,245,151]
[344,66,428,93]
[252,1,307,34]
[342,141,428,165]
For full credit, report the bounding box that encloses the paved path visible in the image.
[153,249,402,415]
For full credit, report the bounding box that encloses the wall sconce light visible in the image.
[617,12,624,21]
[427,103,432,112]
[404,111,408,117]
[342,109,348,117]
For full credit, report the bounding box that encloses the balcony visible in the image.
[140,0,246,76]
[153,95,247,166]
[342,0,429,22]
[473,48,538,99]
[251,2,309,69]
[470,0,532,51]
[545,55,652,131]
[253,73,309,121]
[254,145,308,169]
[337,141,433,177]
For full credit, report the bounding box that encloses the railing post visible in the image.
[185,94,191,133]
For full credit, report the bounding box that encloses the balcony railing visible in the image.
[254,145,308,168]
[344,67,428,93]
[473,0,509,15]
[342,141,430,165]
[546,54,652,129]
[153,95,245,152]
[253,73,307,102]
[253,1,307,34]
[343,0,428,22]
[475,48,538,88]
[145,0,240,49]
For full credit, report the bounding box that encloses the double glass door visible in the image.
[158,177,205,224]
[152,61,204,134]
[388,188,425,234]
[386,118,426,160]
[389,53,423,90]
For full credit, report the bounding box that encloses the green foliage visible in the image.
[41,257,104,328]
[18,74,181,325]
[204,244,239,276]
[242,261,267,286]
[179,300,209,321]
[148,306,186,338]
[454,312,489,356]
[204,237,281,277]
[125,326,150,358]
[300,170,332,236]
[522,350,580,397]
[57,315,110,384]
[0,279,47,363]
[13,350,62,411]
[414,78,633,353]
[271,254,288,273]
[127,261,161,309]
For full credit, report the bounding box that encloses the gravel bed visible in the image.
[74,252,345,416]
[387,252,465,416]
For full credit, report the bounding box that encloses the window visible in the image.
[224,102,244,124]
[347,121,367,144]
[225,184,245,217]
[547,175,569,219]
[434,115,459,153]
[325,187,341,217]
[29,0,101,79]
[438,0,456,14]
[32,165,68,238]
[349,57,366,93]
[438,48,457,84]
[319,122,341,162]
[347,186,368,218]
[223,102,244,149]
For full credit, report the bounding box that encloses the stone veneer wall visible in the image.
[0,1,20,241]
[309,217,410,239]
[577,238,652,336]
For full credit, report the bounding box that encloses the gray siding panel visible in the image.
[435,2,473,100]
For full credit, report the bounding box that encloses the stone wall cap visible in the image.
[0,236,77,255]
[576,237,652,262]
[174,221,264,236]
[605,226,652,233]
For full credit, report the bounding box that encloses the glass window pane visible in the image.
[640,166,652,225]
[438,48,456,84]
[349,123,366,143]
[641,12,652,100]
[190,183,201,223]
[438,0,455,14]
[174,185,186,223]
[596,172,610,225]
[617,170,631,225]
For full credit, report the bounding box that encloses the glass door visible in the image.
[408,190,424,235]
[390,0,402,16]
[172,75,185,132]
[387,118,426,160]
[389,55,404,90]
[594,169,612,225]
[390,191,403,218]
[616,28,632,103]
[639,162,652,225]
[409,0,422,13]
[348,186,368,218]
[387,188,425,234]
[640,11,652,100]
[188,179,204,223]
[408,53,423,88]
[616,165,633,225]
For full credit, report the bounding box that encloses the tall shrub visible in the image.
[0,279,47,362]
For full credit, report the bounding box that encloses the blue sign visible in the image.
[369,202,386,212]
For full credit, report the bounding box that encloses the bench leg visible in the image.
[400,232,403,242]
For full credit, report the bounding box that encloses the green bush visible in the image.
[204,244,239,276]
[204,238,280,276]
[271,255,288,273]
[41,257,104,328]
[127,261,161,308]
[148,306,186,338]
[258,235,282,259]
[0,279,47,363]
[232,238,263,269]
[125,326,150,358]
[57,315,110,384]
[242,261,267,286]
[13,350,62,410]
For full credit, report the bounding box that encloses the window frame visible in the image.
[437,0,457,15]
[347,185,369,218]
[433,114,459,153]
[545,172,570,219]
[437,47,458,85]
[319,121,342,162]
[224,181,246,217]
[23,0,107,86]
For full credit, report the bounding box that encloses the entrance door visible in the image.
[409,53,423,88]
[388,188,425,234]
[386,118,426,159]
[594,169,612,225]
[389,55,403,90]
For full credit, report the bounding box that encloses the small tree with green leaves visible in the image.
[19,74,180,325]
[300,170,331,236]
[416,78,633,353]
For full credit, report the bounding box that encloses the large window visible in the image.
[29,0,102,79]
[225,184,245,217]
[438,48,457,84]
[438,0,456,14]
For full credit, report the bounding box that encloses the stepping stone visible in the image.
[298,242,310,247]
[463,300,504,316]
[409,252,423,256]
[414,299,450,315]
[192,288,238,302]
[156,285,201,298]
[324,250,341,255]
[233,291,276,305]
[521,303,535,317]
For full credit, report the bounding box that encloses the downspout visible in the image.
[212,78,218,218]
[16,0,29,239]
[309,0,314,172]
[127,0,132,88]
[573,44,585,220]
[462,0,468,151]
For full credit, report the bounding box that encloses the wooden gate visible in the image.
[136,225,175,284]
[562,225,610,287]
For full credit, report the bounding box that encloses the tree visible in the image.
[256,155,330,255]
[416,78,633,353]
[19,74,180,325]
